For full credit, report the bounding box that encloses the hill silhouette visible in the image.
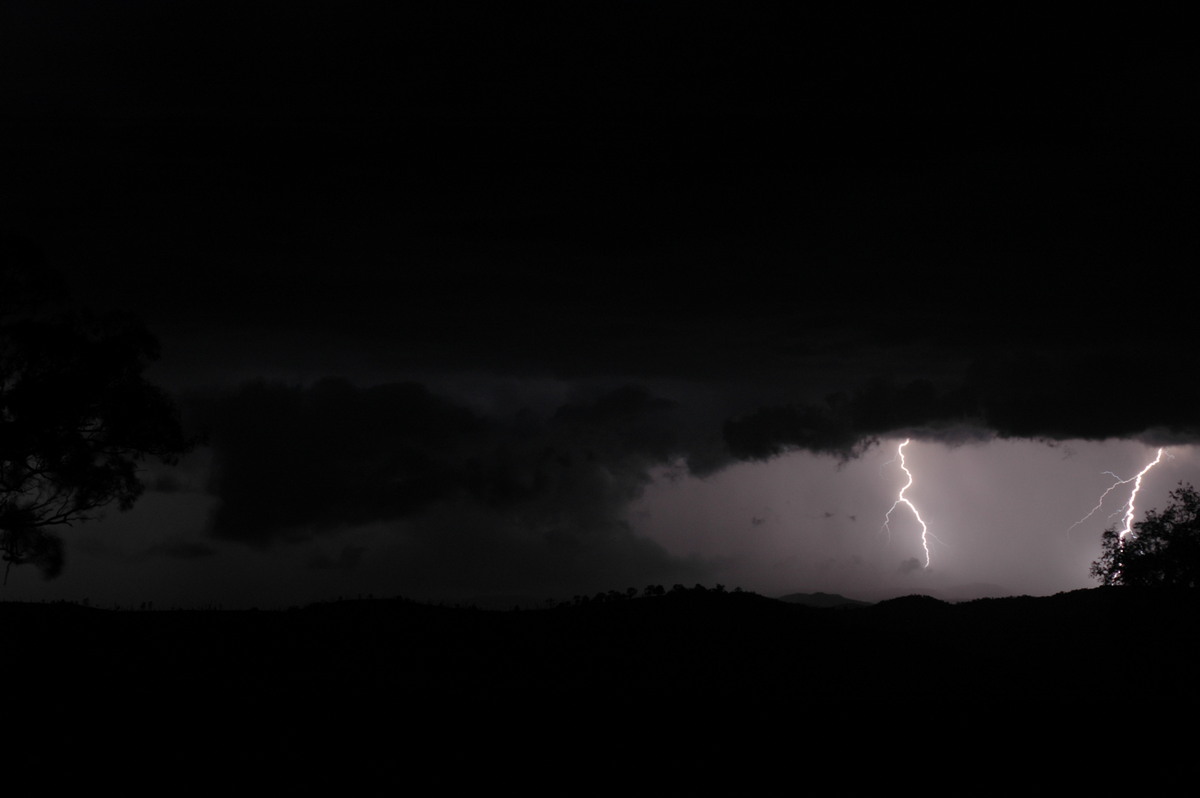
[778,590,873,608]
[5,585,1198,790]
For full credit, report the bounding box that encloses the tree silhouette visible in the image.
[1091,483,1200,588]
[1,261,192,580]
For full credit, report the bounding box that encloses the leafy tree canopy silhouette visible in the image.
[1091,482,1200,588]
[1,254,193,580]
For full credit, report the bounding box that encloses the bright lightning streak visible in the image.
[1069,447,1167,542]
[881,439,932,568]
[1118,448,1166,542]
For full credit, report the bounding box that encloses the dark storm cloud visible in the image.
[194,378,717,593]
[724,347,1200,460]
[199,379,714,545]
[12,3,1199,402]
[725,377,976,460]
[308,545,366,572]
[146,540,218,561]
[960,350,1200,443]
[199,378,483,545]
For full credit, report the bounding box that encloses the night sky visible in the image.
[5,4,1199,608]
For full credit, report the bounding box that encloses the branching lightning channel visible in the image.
[1069,447,1167,542]
[881,438,932,567]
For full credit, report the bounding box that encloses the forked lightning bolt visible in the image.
[1069,447,1167,542]
[881,439,932,567]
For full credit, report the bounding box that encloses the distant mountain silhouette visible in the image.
[777,591,873,608]
[940,582,1019,601]
[6,586,1199,791]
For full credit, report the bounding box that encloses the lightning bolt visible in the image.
[1069,447,1167,542]
[881,438,933,568]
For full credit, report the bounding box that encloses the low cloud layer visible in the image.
[193,378,717,596]
[725,348,1200,461]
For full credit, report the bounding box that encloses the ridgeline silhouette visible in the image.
[4,584,1198,788]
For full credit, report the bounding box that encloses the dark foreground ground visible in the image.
[4,586,1197,791]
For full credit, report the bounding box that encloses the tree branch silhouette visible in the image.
[1,257,194,580]
[1091,483,1200,588]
